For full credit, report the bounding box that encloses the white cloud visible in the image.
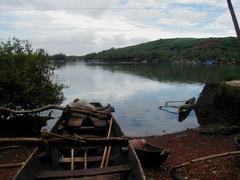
[157,9,208,27]
[0,0,238,55]
[203,11,236,36]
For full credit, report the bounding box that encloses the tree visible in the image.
[50,53,67,61]
[0,38,65,108]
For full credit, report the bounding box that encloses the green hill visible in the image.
[82,37,240,64]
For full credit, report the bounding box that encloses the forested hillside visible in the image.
[82,37,240,64]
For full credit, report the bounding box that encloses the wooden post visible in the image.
[71,148,74,170]
[226,0,240,40]
[100,117,113,168]
[84,149,88,169]
[105,146,112,167]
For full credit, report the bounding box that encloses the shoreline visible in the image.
[141,128,240,179]
[1,128,240,179]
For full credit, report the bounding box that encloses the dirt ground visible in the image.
[0,147,35,180]
[1,129,240,179]
[143,129,240,179]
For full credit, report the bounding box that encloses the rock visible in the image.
[195,80,240,126]
[225,80,240,88]
[199,124,240,135]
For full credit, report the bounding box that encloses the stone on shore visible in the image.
[195,80,240,133]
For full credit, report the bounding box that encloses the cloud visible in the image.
[202,10,237,36]
[0,0,238,55]
[157,9,208,27]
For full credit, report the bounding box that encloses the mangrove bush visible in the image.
[0,38,65,108]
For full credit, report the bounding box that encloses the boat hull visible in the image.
[134,144,169,167]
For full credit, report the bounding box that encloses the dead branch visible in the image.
[0,136,129,147]
[0,162,24,168]
[0,138,47,146]
[0,104,112,117]
[172,151,240,170]
[0,104,65,114]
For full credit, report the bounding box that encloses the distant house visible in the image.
[203,59,217,65]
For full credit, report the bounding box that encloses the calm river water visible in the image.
[55,62,240,136]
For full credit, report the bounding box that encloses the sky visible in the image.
[0,0,239,55]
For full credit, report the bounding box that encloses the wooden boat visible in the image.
[178,97,196,122]
[13,103,146,180]
[130,139,169,167]
[159,97,196,122]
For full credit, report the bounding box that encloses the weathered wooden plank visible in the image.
[70,107,111,116]
[66,118,83,127]
[59,156,114,163]
[0,104,65,114]
[72,173,120,180]
[0,138,47,146]
[0,162,24,168]
[91,118,108,127]
[0,137,129,147]
[0,104,111,116]
[66,126,107,132]
[59,146,103,150]
[35,165,130,179]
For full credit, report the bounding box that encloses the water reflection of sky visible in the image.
[55,62,203,136]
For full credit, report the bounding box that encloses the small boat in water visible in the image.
[13,103,146,180]
[159,97,196,122]
[130,139,169,167]
[178,97,196,122]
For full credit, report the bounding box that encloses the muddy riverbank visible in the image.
[142,128,240,179]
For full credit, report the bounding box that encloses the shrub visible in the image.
[0,38,65,108]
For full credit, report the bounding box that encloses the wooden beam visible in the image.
[0,137,129,147]
[70,107,111,116]
[71,148,74,170]
[101,117,113,168]
[67,126,107,132]
[172,151,240,170]
[105,146,112,167]
[0,104,65,114]
[0,138,47,146]
[59,156,114,163]
[226,0,240,39]
[0,162,24,168]
[0,104,111,116]
[84,149,88,169]
[46,132,85,143]
[35,165,130,179]
[74,173,120,180]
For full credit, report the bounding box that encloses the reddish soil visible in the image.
[1,129,239,179]
[192,39,218,49]
[143,129,240,179]
[0,147,35,180]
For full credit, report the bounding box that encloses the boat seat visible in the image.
[92,118,108,128]
[66,117,108,129]
[59,156,114,163]
[66,118,83,127]
[66,126,108,134]
[72,173,120,180]
[59,146,103,151]
[35,165,130,179]
[79,135,105,138]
